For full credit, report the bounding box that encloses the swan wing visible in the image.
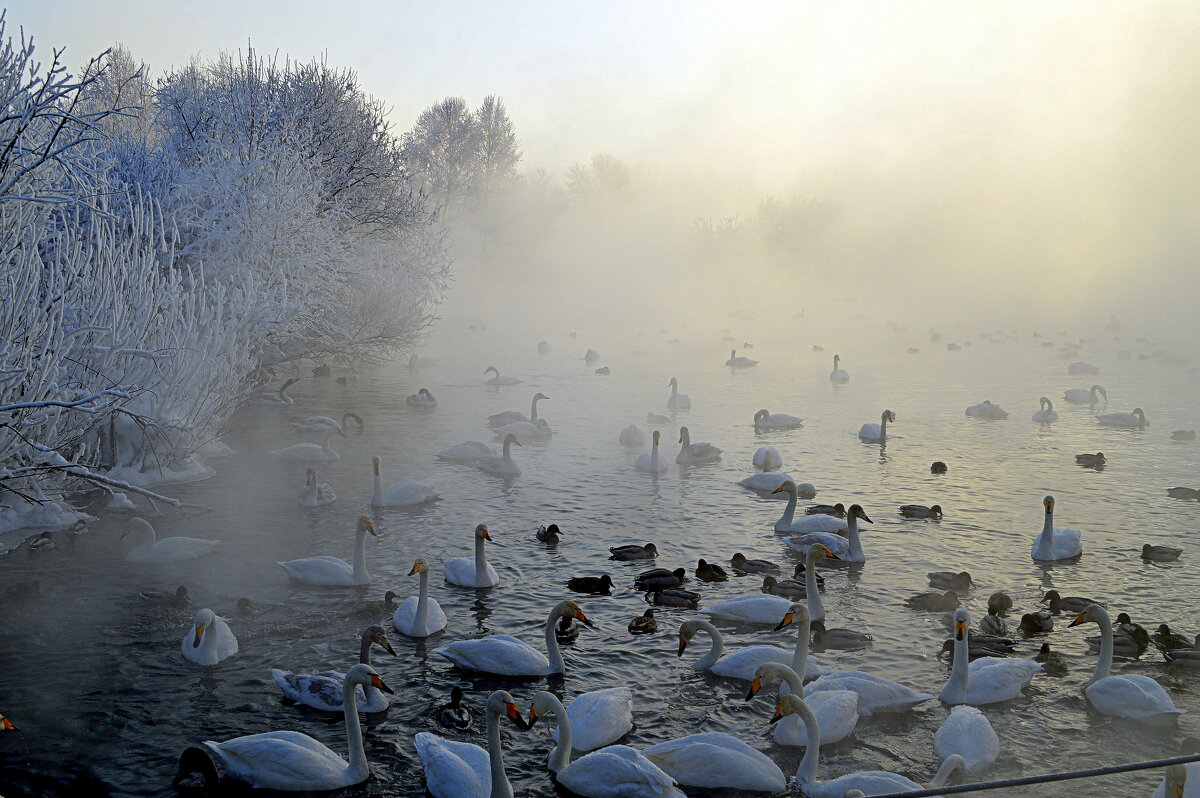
[703,594,793,624]
[414,732,490,798]
[709,645,790,680]
[556,687,634,752]
[433,635,549,675]
[787,515,848,533]
[642,732,786,792]
[205,731,349,791]
[805,671,933,716]
[127,537,218,563]
[558,745,684,798]
[393,596,447,637]
[444,557,499,587]
[811,771,922,798]
[784,532,851,558]
[378,480,439,506]
[738,471,794,490]
[277,556,357,585]
[1087,675,1185,721]
[215,618,239,659]
[958,658,1041,704]
[935,705,999,772]
[774,689,859,747]
[858,423,882,439]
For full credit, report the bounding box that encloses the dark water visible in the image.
[2,319,1199,796]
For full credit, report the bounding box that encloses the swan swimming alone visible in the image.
[434,600,592,676]
[487,392,548,428]
[965,400,1009,419]
[1063,384,1107,404]
[635,430,669,473]
[829,354,849,384]
[278,516,377,586]
[122,518,219,563]
[475,434,521,477]
[393,557,448,637]
[435,441,494,462]
[619,425,646,447]
[1068,604,1186,725]
[405,388,437,407]
[414,690,528,798]
[271,626,396,712]
[483,366,521,386]
[494,417,552,442]
[667,377,691,410]
[182,608,238,666]
[271,428,346,461]
[1097,407,1148,428]
[292,412,363,435]
[298,467,336,507]
[249,378,300,406]
[175,664,391,791]
[754,408,804,432]
[858,409,896,442]
[1031,397,1059,422]
[726,348,758,368]
[752,445,782,471]
[445,524,500,588]
[676,426,721,464]
[527,691,683,798]
[741,471,811,494]
[1031,495,1082,561]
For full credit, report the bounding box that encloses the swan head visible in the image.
[305,467,316,486]
[345,663,393,694]
[952,607,970,640]
[678,426,689,442]
[833,354,841,366]
[534,392,550,401]
[883,409,896,422]
[408,557,431,575]
[668,377,678,387]
[849,504,872,523]
[420,388,434,399]
[652,430,661,444]
[362,624,397,656]
[528,690,563,726]
[1133,407,1146,419]
[1043,495,1054,514]
[804,544,839,567]
[770,480,797,496]
[484,366,498,375]
[356,516,377,536]
[503,433,522,448]
[191,608,216,648]
[1092,384,1107,399]
[121,517,156,542]
[475,524,491,541]
[730,349,737,358]
[553,600,593,628]
[772,692,807,724]
[1067,603,1108,628]
[773,601,812,631]
[677,619,709,656]
[746,661,795,700]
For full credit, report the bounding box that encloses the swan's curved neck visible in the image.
[804,547,824,621]
[846,516,864,560]
[1091,608,1114,683]
[694,620,724,670]
[544,694,572,772]
[791,606,813,675]
[371,467,383,505]
[879,412,889,439]
[342,677,368,782]
[650,438,661,470]
[502,437,514,462]
[545,608,566,674]
[794,700,821,785]
[196,619,220,660]
[357,635,381,704]
[486,702,514,798]
[474,537,489,585]
[352,532,369,584]
[778,488,798,528]
[680,428,691,449]
[948,622,970,693]
[670,382,679,400]
[530,395,541,423]
[1035,508,1054,553]
[416,568,430,632]
[323,431,339,457]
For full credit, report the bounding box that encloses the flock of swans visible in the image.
[19,331,1193,798]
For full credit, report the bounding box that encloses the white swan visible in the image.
[414,690,526,798]
[1069,361,1101,375]
[445,524,500,588]
[635,430,669,473]
[1097,407,1148,428]
[182,608,238,666]
[278,516,376,586]
[642,732,786,793]
[829,355,849,384]
[676,426,721,464]
[435,441,494,462]
[250,378,300,406]
[529,691,683,797]
[271,428,346,461]
[393,557,448,637]
[1031,494,1082,561]
[619,425,646,447]
[371,456,439,506]
[965,400,1008,419]
[483,366,520,386]
[773,694,931,797]
[406,388,437,407]
[941,608,1041,705]
[1064,384,1107,404]
[702,593,793,625]
[549,688,633,753]
[804,666,933,717]
[271,626,395,712]
[1031,397,1059,422]
[741,471,812,494]
[786,504,871,563]
[293,412,363,434]
[935,705,999,773]
[667,377,691,410]
[858,410,896,441]
[754,408,804,431]
[122,518,218,563]
[753,445,782,471]
[475,434,521,477]
[748,662,858,746]
[298,467,336,507]
[1151,763,1197,798]
[184,664,390,791]
[681,597,833,680]
[1068,604,1186,725]
[494,417,552,442]
[488,392,548,428]
[434,600,592,676]
[772,480,847,534]
[726,349,758,369]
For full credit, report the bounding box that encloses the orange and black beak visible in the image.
[370,674,394,694]
[365,520,378,537]
[193,624,206,648]
[574,607,594,628]
[408,561,421,575]
[746,677,762,701]
[1067,612,1087,628]
[955,620,966,641]
[773,612,795,632]
[506,701,530,730]
[379,637,397,657]
[0,714,17,731]
[677,634,688,657]
[822,546,840,561]
[771,485,785,494]
[527,706,540,727]
[770,701,784,724]
[480,527,492,541]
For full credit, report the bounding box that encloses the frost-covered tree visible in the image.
[566,154,632,197]
[403,95,479,215]
[472,95,520,203]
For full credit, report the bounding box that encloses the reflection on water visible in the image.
[2,321,1199,796]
